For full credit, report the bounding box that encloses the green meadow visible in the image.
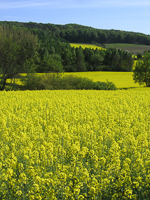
[105,43,150,54]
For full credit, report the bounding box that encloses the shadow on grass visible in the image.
[0,74,28,91]
[3,82,24,91]
[118,86,145,90]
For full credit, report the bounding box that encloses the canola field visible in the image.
[0,89,150,199]
[70,43,105,50]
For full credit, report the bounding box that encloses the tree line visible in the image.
[1,21,150,45]
[36,45,134,73]
[0,22,150,90]
[0,22,134,73]
[0,25,119,91]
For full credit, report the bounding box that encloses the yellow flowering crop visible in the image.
[0,89,150,199]
[70,43,105,50]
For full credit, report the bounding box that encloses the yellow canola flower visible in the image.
[16,190,22,196]
[6,168,13,177]
[0,89,150,199]
[88,186,96,196]
[19,173,27,184]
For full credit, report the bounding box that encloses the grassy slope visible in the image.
[70,43,150,54]
[105,43,150,54]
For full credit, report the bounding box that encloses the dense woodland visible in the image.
[0,21,149,72]
[1,21,150,44]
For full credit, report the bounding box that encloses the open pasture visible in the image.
[0,90,150,199]
[105,43,150,54]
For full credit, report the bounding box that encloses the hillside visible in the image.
[0,21,150,45]
[0,21,148,75]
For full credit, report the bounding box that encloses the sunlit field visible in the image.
[106,43,150,54]
[3,71,142,90]
[65,72,142,89]
[70,43,105,50]
[0,41,149,199]
[0,89,150,199]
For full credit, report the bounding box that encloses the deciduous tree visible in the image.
[133,52,150,86]
[0,26,39,90]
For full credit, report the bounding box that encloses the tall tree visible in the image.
[133,52,150,86]
[91,53,104,71]
[76,48,86,71]
[43,54,63,74]
[0,26,39,90]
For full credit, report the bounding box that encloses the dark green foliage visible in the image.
[137,52,143,59]
[0,25,39,91]
[1,21,150,46]
[22,74,117,90]
[133,52,150,86]
[1,21,149,45]
[94,80,117,90]
[37,54,63,73]
[103,48,133,71]
[0,21,135,74]
[76,48,86,71]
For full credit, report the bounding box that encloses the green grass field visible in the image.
[105,43,150,54]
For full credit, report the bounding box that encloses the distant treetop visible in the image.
[0,21,150,45]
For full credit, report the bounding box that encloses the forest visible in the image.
[0,21,149,73]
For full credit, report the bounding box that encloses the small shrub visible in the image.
[94,80,117,90]
[21,74,46,90]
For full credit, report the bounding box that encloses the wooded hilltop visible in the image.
[0,21,150,73]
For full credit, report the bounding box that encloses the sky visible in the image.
[0,0,150,35]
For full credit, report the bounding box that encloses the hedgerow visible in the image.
[21,73,117,90]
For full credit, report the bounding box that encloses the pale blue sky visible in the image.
[0,0,150,35]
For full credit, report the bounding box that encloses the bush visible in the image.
[21,74,47,90]
[94,80,117,90]
[21,73,117,90]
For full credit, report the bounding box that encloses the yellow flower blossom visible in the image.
[0,89,150,199]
